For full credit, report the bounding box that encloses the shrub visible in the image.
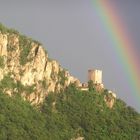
[0,23,19,34]
[19,35,32,65]
[58,70,68,86]
[0,56,5,68]
[0,74,16,90]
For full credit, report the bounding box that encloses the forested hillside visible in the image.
[0,84,140,140]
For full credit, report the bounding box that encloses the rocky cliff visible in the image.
[0,24,79,105]
[0,24,116,108]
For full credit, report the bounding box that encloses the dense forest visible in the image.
[0,84,140,140]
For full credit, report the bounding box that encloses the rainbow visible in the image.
[91,1,140,102]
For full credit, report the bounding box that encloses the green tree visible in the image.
[88,80,95,92]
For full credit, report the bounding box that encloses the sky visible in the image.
[0,0,140,112]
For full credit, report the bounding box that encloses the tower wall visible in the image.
[88,69,102,84]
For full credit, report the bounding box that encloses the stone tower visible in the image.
[88,69,102,84]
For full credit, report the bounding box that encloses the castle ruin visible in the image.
[88,69,102,84]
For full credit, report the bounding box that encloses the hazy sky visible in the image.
[0,0,140,112]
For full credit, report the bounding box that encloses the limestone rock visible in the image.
[104,91,116,108]
[71,137,84,140]
[0,32,7,56]
[0,31,79,105]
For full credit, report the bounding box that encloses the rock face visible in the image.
[0,31,79,105]
[0,25,116,108]
[0,33,7,56]
[104,91,116,109]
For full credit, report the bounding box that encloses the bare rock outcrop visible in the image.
[0,32,79,105]
[0,32,7,56]
[104,91,116,108]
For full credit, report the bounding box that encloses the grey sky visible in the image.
[0,0,140,112]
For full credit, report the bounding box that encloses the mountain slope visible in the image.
[0,93,46,140]
[0,24,140,140]
[0,85,140,140]
[0,23,79,105]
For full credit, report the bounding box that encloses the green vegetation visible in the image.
[18,34,44,65]
[58,70,68,86]
[41,84,140,140]
[88,80,95,92]
[18,34,42,65]
[0,93,46,140]
[0,23,19,34]
[0,84,139,140]
[0,56,5,68]
[19,35,33,65]
[0,23,43,65]
[41,79,48,89]
[7,44,17,52]
[0,74,35,95]
[16,82,35,95]
[0,74,16,92]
